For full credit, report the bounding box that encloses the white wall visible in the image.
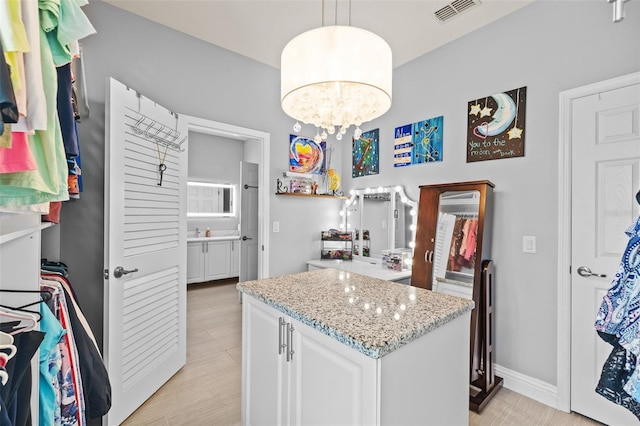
[59,0,639,403]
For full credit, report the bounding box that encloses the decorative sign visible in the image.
[289,134,325,174]
[394,116,444,167]
[352,128,379,177]
[467,86,526,162]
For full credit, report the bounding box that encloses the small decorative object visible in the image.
[276,178,288,194]
[311,181,318,194]
[328,168,341,195]
[352,128,379,177]
[394,116,444,167]
[467,86,527,162]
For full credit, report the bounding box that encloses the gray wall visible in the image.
[59,0,639,402]
[339,1,640,386]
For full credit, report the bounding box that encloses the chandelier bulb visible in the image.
[336,133,343,141]
[340,126,347,135]
[321,130,328,139]
[314,133,323,144]
[327,127,335,135]
[353,127,363,139]
[293,121,302,132]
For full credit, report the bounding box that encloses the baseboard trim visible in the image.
[495,364,560,410]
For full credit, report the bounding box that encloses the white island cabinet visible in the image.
[238,268,474,426]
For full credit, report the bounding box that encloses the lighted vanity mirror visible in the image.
[431,190,480,299]
[342,186,417,261]
[187,182,236,217]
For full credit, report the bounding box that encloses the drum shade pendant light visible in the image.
[281,1,392,142]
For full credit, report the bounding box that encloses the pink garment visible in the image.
[0,130,37,173]
[464,219,478,262]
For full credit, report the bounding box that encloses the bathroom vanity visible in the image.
[186,233,240,283]
[238,268,474,426]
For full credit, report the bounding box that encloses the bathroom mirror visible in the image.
[187,181,236,217]
[342,186,417,261]
[431,189,481,299]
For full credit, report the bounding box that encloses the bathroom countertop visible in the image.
[187,235,240,242]
[307,258,412,282]
[237,268,474,359]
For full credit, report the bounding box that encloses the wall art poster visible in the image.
[352,128,379,177]
[289,134,325,174]
[393,116,444,167]
[467,86,527,162]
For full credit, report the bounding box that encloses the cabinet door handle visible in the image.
[429,250,434,263]
[286,323,295,362]
[202,243,205,254]
[278,317,286,355]
[425,250,434,263]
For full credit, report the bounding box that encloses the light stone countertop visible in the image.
[237,268,474,359]
[187,235,240,242]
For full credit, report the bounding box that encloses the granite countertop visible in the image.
[237,268,474,359]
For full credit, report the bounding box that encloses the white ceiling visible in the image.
[102,0,535,69]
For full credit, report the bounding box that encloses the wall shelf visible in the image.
[275,192,348,200]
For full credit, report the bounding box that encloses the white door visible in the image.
[240,162,259,282]
[570,76,640,424]
[104,78,188,425]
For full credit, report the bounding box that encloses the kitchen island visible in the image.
[238,268,474,426]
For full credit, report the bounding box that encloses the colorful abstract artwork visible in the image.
[289,135,325,174]
[467,86,527,162]
[352,129,379,177]
[393,116,444,168]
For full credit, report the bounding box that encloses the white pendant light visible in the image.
[281,4,392,141]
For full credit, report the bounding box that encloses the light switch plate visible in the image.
[273,221,280,233]
[522,235,536,253]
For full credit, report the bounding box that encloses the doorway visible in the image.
[558,71,640,420]
[183,116,270,281]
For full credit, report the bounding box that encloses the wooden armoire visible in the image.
[411,180,501,412]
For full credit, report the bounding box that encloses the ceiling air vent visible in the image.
[434,0,480,22]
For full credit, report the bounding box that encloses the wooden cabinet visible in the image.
[187,239,238,284]
[410,180,500,412]
[242,293,470,426]
[411,180,494,294]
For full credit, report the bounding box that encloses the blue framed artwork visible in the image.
[352,129,379,177]
[289,135,325,174]
[394,116,444,167]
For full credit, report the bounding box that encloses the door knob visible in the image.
[576,266,607,278]
[242,236,252,241]
[114,266,139,278]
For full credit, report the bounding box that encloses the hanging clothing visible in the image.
[42,274,111,419]
[39,304,65,426]
[0,330,45,426]
[594,215,640,416]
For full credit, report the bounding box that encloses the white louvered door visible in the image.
[104,78,187,425]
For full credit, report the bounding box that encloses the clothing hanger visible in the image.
[0,308,37,335]
[0,288,52,310]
